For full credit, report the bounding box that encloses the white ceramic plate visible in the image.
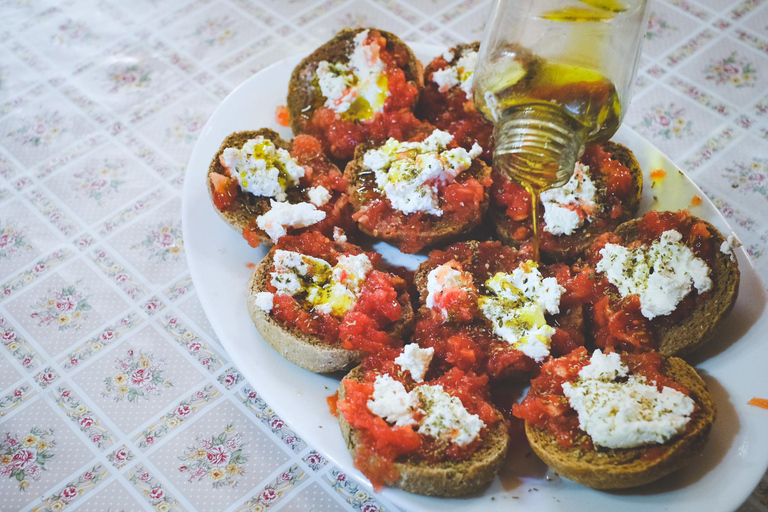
[182,44,768,512]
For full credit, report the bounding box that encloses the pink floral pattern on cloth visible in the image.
[0,428,55,490]
[30,283,91,331]
[0,1,766,511]
[178,424,247,488]
[102,349,173,403]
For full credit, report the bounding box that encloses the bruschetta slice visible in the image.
[490,141,643,261]
[333,345,509,496]
[288,28,429,161]
[514,347,715,489]
[247,231,413,373]
[208,129,355,247]
[412,240,586,381]
[345,129,492,253]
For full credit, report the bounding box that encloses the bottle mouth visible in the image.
[493,103,587,191]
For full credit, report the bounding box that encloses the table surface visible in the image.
[0,0,767,511]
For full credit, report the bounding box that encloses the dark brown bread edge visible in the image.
[207,128,290,246]
[344,142,493,251]
[613,216,740,358]
[492,141,644,262]
[525,356,716,489]
[247,249,415,373]
[337,365,510,496]
[288,28,424,135]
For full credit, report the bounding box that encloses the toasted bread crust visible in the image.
[525,357,716,489]
[344,142,493,252]
[287,28,424,136]
[337,365,510,496]
[493,141,644,262]
[247,249,415,373]
[613,216,740,358]
[207,129,291,246]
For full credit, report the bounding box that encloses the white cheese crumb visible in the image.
[367,375,419,426]
[307,186,331,207]
[395,344,435,382]
[431,50,478,100]
[362,129,482,216]
[540,162,599,236]
[315,29,388,117]
[333,227,347,243]
[269,249,372,317]
[415,384,485,446]
[720,234,740,262]
[596,230,712,320]
[479,263,565,363]
[253,291,274,313]
[562,350,695,449]
[256,200,326,243]
[367,374,485,446]
[220,137,305,202]
[425,262,475,321]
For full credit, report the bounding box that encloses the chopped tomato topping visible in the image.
[275,105,290,127]
[210,172,239,211]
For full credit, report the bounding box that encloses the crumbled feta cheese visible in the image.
[315,29,389,118]
[597,230,712,320]
[431,50,478,100]
[415,384,485,446]
[720,234,740,262]
[540,163,599,236]
[562,350,695,449]
[253,291,274,313]
[220,137,305,202]
[425,262,475,321]
[269,249,372,317]
[577,349,628,382]
[367,375,419,427]
[332,253,373,295]
[362,129,482,216]
[333,227,347,243]
[478,262,565,362]
[307,186,331,207]
[367,374,485,446]
[395,344,435,382]
[256,200,326,243]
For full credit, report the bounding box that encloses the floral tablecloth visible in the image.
[0,0,766,511]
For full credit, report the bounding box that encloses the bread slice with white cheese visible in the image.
[344,132,493,254]
[524,353,716,489]
[336,363,509,496]
[207,129,352,248]
[595,213,740,357]
[247,243,414,373]
[491,141,643,262]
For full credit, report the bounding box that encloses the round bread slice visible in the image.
[612,216,740,358]
[337,365,510,496]
[492,141,643,262]
[208,128,288,246]
[525,356,716,489]
[247,249,415,373]
[288,27,424,137]
[344,141,493,253]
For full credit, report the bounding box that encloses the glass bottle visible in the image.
[473,0,650,258]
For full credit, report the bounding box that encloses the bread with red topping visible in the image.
[247,235,414,373]
[597,212,739,357]
[336,364,509,496]
[491,141,643,262]
[208,129,354,248]
[287,28,427,161]
[523,354,715,489]
[344,137,493,254]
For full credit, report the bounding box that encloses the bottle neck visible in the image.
[492,103,587,192]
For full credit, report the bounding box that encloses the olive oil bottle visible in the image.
[474,0,650,260]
